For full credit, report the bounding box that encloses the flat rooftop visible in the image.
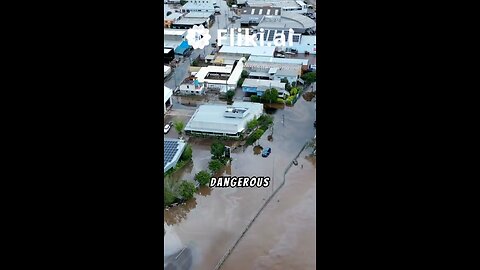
[184,12,213,18]
[242,78,286,89]
[184,102,264,135]
[219,46,275,57]
[241,7,281,16]
[164,29,187,36]
[248,56,309,65]
[173,18,208,25]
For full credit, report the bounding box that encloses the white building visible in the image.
[244,60,302,84]
[164,86,173,114]
[195,58,245,93]
[179,80,205,95]
[184,102,264,137]
[247,0,309,14]
[242,78,289,98]
[181,2,215,13]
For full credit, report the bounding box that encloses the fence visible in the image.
[213,140,310,270]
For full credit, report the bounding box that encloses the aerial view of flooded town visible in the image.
[163,0,316,269]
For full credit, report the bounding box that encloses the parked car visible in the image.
[261,147,272,157]
[164,124,171,134]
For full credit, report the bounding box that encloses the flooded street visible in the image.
[221,147,316,270]
[164,95,316,270]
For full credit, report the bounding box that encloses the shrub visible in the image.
[174,120,185,135]
[277,98,285,104]
[301,71,316,84]
[180,144,192,161]
[246,117,258,130]
[226,90,235,102]
[250,95,260,102]
[262,88,279,103]
[290,87,299,96]
[211,140,225,159]
[195,170,211,186]
[208,159,223,173]
[237,77,245,87]
[179,181,196,200]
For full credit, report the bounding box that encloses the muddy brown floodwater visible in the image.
[221,148,316,270]
[164,97,316,270]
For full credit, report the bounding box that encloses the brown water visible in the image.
[164,97,316,270]
[221,149,316,270]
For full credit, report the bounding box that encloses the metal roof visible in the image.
[184,102,264,134]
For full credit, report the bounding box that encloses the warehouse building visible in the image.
[240,6,281,26]
[244,60,302,84]
[242,78,289,98]
[171,17,209,29]
[184,102,264,137]
[164,139,187,173]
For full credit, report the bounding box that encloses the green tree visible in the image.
[290,87,299,96]
[174,120,185,135]
[164,176,181,207]
[241,70,249,78]
[237,77,245,87]
[246,117,258,131]
[262,88,279,103]
[258,114,273,129]
[179,181,196,200]
[301,71,316,84]
[208,159,223,173]
[226,90,235,102]
[180,0,188,5]
[210,140,225,159]
[181,144,192,161]
[195,170,211,186]
[251,128,264,145]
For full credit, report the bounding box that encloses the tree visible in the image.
[166,11,172,16]
[180,0,188,5]
[179,181,196,200]
[226,90,235,102]
[195,170,211,186]
[208,159,223,173]
[246,117,258,131]
[262,88,279,103]
[301,71,316,84]
[241,70,249,78]
[174,120,185,135]
[164,176,181,207]
[210,141,225,159]
[237,77,245,87]
[251,128,264,145]
[290,87,299,96]
[181,144,192,161]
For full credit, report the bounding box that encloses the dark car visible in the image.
[261,147,271,157]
